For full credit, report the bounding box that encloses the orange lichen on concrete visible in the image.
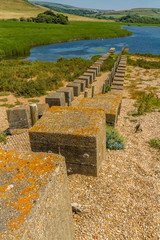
[29,106,105,137]
[0,149,64,237]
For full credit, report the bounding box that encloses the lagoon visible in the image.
[26,26,160,62]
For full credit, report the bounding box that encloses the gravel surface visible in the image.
[68,63,160,239]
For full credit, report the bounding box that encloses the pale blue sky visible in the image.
[36,0,160,10]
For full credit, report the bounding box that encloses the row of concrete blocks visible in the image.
[111,55,127,91]
[45,50,114,108]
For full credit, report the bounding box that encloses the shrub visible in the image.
[105,84,111,93]
[0,132,7,144]
[135,91,160,115]
[149,139,160,150]
[106,126,125,150]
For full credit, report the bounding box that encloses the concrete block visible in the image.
[67,83,81,97]
[90,66,99,74]
[79,95,121,126]
[29,106,106,177]
[117,68,125,73]
[84,72,94,84]
[37,104,49,118]
[57,87,74,102]
[7,106,31,129]
[115,72,125,78]
[114,77,125,82]
[0,149,74,240]
[78,76,90,88]
[111,85,123,91]
[109,48,115,53]
[112,80,124,86]
[45,92,65,108]
[86,69,97,80]
[73,80,86,92]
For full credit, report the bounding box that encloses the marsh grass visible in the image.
[0,56,99,97]
[0,21,131,58]
[0,98,8,102]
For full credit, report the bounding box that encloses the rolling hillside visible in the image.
[103,8,160,19]
[0,0,107,21]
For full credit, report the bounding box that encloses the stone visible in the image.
[86,69,97,80]
[111,85,123,91]
[78,76,90,88]
[117,68,125,73]
[37,104,49,119]
[7,106,32,129]
[30,104,38,126]
[90,66,99,74]
[80,95,121,126]
[112,80,124,86]
[109,48,115,53]
[114,77,125,82]
[73,80,86,92]
[67,83,81,97]
[83,72,94,84]
[0,149,74,240]
[57,87,74,102]
[29,106,106,177]
[45,92,65,108]
[115,72,125,78]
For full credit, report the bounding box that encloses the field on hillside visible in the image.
[0,0,108,22]
[0,21,131,58]
[103,8,160,19]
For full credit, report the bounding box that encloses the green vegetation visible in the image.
[106,126,125,150]
[0,20,131,58]
[0,92,10,96]
[0,98,8,102]
[133,91,160,115]
[0,132,7,144]
[101,55,117,72]
[20,10,69,25]
[149,139,160,150]
[28,99,40,103]
[105,84,111,93]
[98,8,160,20]
[32,1,99,17]
[127,57,160,69]
[118,15,160,24]
[0,56,99,97]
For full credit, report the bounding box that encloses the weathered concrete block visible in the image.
[73,80,86,92]
[90,66,99,74]
[83,72,94,84]
[78,76,90,88]
[114,77,125,82]
[45,92,65,107]
[115,72,125,78]
[92,63,101,72]
[7,106,31,129]
[37,104,49,118]
[0,149,74,240]
[86,69,97,80]
[118,64,126,68]
[29,106,106,177]
[117,68,125,73]
[112,80,124,86]
[67,83,81,97]
[79,95,121,126]
[111,85,123,91]
[57,87,74,102]
[109,48,115,53]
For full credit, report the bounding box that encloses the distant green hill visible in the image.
[101,8,160,20]
[31,1,111,17]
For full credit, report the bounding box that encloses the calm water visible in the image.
[26,26,160,62]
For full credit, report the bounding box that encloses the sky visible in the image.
[36,0,160,10]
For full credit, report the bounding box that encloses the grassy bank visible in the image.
[0,56,100,98]
[0,21,131,58]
